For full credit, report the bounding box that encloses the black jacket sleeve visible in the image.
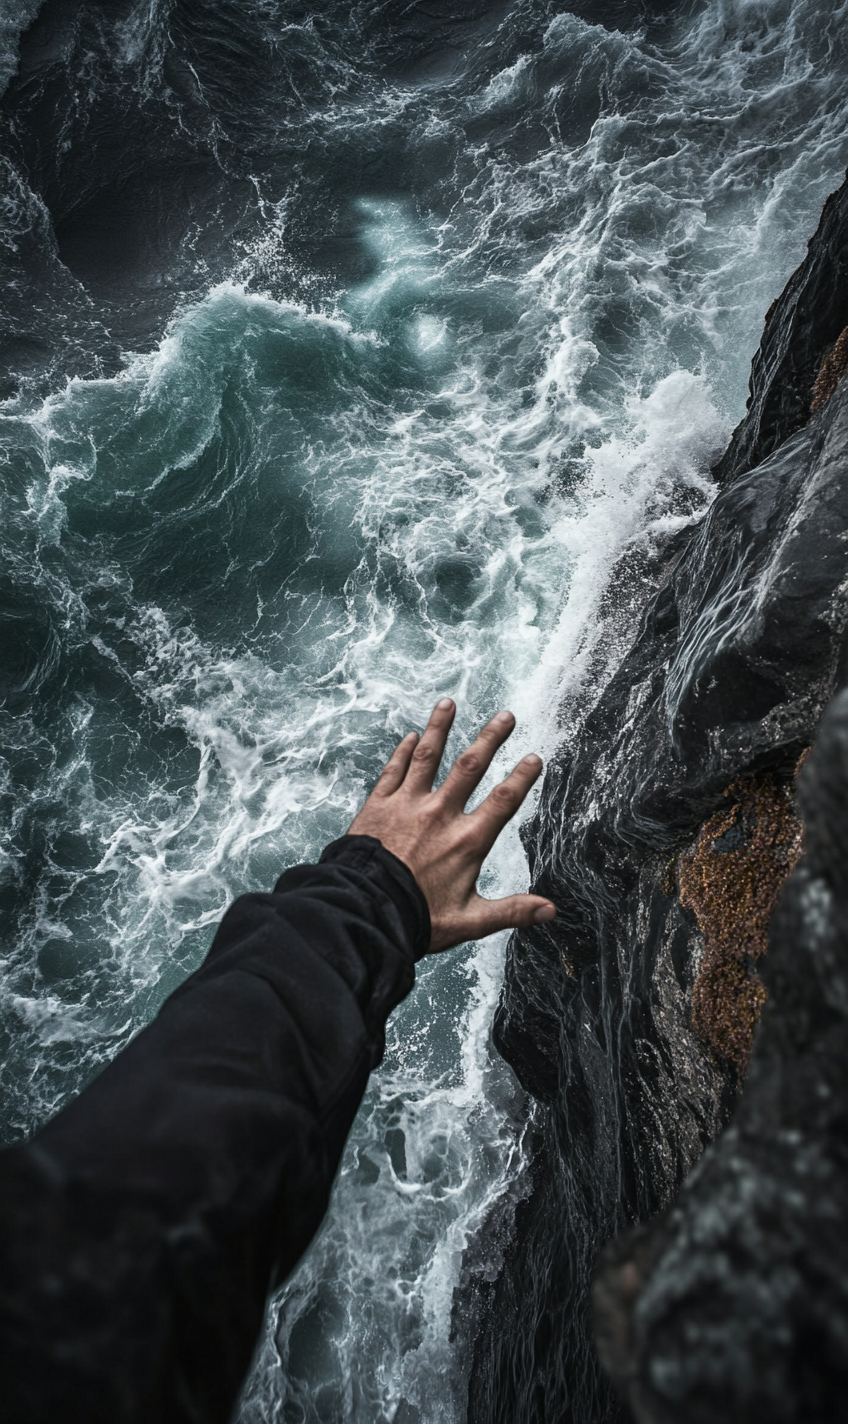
[0,835,430,1424]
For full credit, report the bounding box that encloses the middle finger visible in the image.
[439,710,516,810]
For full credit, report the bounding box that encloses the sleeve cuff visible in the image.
[316,835,432,962]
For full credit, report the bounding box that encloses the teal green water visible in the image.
[3,2,848,1419]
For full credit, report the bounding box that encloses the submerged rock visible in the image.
[467,169,848,1423]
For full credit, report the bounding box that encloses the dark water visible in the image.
[2,2,848,1419]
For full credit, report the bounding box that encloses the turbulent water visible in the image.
[3,2,848,1420]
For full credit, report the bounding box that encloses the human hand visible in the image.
[347,697,556,953]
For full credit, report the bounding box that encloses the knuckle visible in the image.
[491,783,516,810]
[412,742,435,764]
[456,751,479,775]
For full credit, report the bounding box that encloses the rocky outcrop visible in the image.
[713,176,848,486]
[593,689,848,1423]
[466,169,848,1424]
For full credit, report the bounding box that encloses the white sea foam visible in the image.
[0,0,43,97]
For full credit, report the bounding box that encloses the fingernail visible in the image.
[495,710,514,724]
[522,753,542,767]
[437,697,454,710]
[532,903,556,924]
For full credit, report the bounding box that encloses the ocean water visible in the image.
[2,1,848,1420]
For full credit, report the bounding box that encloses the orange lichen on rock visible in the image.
[678,774,803,1071]
[811,325,848,411]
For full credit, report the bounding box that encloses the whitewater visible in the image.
[2,1,848,1420]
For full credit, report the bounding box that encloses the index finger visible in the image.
[469,753,544,856]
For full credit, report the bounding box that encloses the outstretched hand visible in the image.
[348,698,556,953]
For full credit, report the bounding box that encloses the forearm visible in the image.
[0,836,428,1424]
[0,690,552,1424]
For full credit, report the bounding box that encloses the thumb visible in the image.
[471,892,556,940]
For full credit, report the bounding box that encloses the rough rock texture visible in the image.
[466,169,848,1424]
[680,772,804,1071]
[593,693,848,1423]
[713,174,848,485]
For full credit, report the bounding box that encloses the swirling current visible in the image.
[2,2,848,1421]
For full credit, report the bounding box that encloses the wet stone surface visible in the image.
[471,168,848,1424]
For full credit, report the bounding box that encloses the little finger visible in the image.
[372,731,419,797]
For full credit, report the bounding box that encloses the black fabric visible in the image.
[0,834,429,1424]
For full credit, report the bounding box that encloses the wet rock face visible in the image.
[712,174,848,486]
[593,693,848,1424]
[467,169,848,1424]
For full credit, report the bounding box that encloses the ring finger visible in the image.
[404,697,456,794]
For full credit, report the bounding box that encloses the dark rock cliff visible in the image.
[593,691,848,1422]
[466,170,848,1424]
